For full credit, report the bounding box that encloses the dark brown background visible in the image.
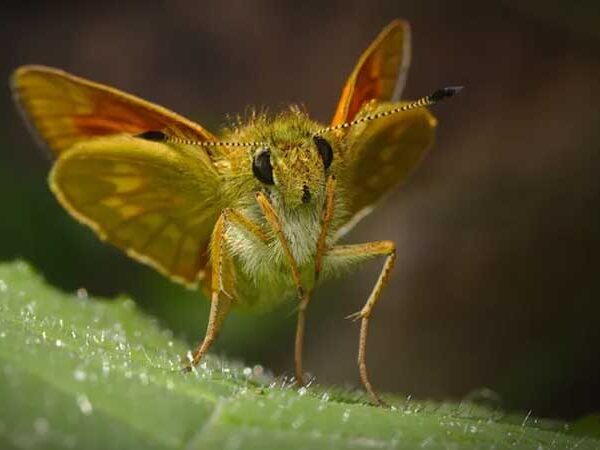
[1,0,599,419]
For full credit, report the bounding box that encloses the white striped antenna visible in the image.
[135,130,266,148]
[314,86,463,135]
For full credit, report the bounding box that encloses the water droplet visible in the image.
[320,392,330,402]
[76,394,93,415]
[342,409,351,422]
[298,386,308,396]
[139,372,149,385]
[0,280,7,292]
[76,287,88,299]
[64,435,77,448]
[33,417,49,435]
[291,416,305,429]
[55,339,64,348]
[73,369,86,382]
[0,332,6,339]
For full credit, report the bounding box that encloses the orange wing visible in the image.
[11,65,221,288]
[331,19,411,126]
[50,136,220,288]
[336,104,437,238]
[11,65,217,156]
[332,21,437,238]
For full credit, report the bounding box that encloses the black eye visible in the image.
[252,149,274,185]
[313,136,333,169]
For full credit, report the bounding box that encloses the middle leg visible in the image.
[295,175,337,384]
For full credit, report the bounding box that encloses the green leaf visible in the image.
[0,260,597,450]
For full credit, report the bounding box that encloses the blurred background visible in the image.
[1,0,599,420]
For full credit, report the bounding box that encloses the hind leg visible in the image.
[324,240,396,405]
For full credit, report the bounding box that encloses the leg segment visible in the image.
[326,241,396,405]
[255,192,311,384]
[255,192,303,295]
[294,291,310,385]
[314,175,336,280]
[185,209,268,369]
[295,175,337,385]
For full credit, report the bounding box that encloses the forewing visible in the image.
[11,65,216,156]
[331,19,411,126]
[50,135,221,287]
[337,105,437,238]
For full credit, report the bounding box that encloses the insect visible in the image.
[12,19,460,404]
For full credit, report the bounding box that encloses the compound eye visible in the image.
[252,148,274,185]
[313,136,333,169]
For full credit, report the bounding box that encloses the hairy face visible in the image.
[217,110,338,210]
[252,134,334,209]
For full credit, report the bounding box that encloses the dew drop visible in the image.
[139,372,149,385]
[342,409,351,422]
[33,417,49,435]
[0,280,7,292]
[55,339,64,348]
[292,416,305,429]
[298,386,308,396]
[73,369,86,382]
[76,394,93,415]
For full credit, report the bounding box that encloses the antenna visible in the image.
[135,130,265,148]
[315,86,463,135]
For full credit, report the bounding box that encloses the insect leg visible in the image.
[226,208,269,244]
[255,192,311,385]
[255,192,303,293]
[314,175,336,279]
[325,241,396,405]
[185,212,233,369]
[186,207,271,369]
[291,175,337,386]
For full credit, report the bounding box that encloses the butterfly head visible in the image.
[248,115,337,210]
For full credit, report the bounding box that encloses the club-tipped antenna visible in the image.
[315,86,463,135]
